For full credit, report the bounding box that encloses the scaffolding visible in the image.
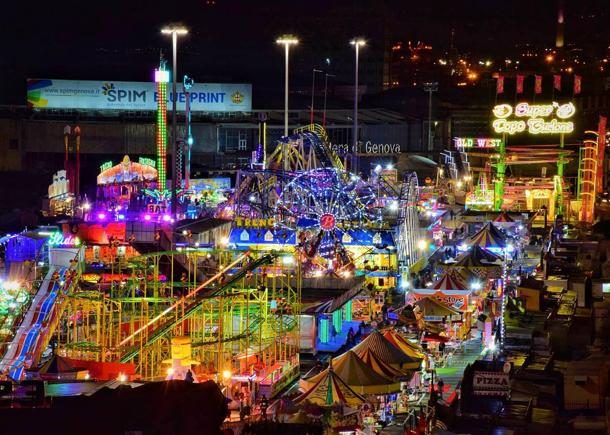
[57,249,301,382]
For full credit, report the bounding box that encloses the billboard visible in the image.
[189,178,232,191]
[27,79,252,112]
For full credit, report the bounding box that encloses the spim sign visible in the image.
[492,101,575,135]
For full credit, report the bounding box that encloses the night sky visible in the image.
[1,0,608,104]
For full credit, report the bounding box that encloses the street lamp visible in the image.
[322,73,335,128]
[161,25,188,218]
[276,35,299,137]
[310,68,323,125]
[422,82,438,152]
[350,38,366,174]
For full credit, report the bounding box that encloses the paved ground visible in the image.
[381,334,483,434]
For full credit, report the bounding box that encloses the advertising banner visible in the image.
[189,178,232,191]
[27,79,252,112]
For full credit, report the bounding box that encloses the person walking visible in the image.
[184,369,194,383]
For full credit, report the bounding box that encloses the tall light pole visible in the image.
[310,68,323,125]
[351,38,366,174]
[423,82,438,152]
[161,25,188,218]
[276,35,299,137]
[322,73,335,128]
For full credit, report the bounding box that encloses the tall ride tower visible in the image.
[155,56,169,193]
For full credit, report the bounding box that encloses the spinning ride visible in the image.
[275,167,382,275]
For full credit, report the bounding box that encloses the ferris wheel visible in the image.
[275,168,379,230]
[275,168,381,272]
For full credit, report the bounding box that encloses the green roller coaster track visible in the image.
[119,253,276,363]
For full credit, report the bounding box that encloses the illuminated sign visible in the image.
[473,371,510,396]
[454,137,503,149]
[330,141,401,156]
[190,178,231,191]
[319,214,336,231]
[492,102,575,135]
[27,79,252,112]
[48,232,81,247]
[235,217,275,228]
[138,157,156,168]
[100,161,113,172]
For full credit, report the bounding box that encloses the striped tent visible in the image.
[431,271,467,291]
[467,223,506,249]
[357,347,412,380]
[494,212,515,223]
[294,368,367,407]
[300,351,400,394]
[451,246,502,279]
[352,330,421,370]
[414,297,461,320]
[382,330,426,361]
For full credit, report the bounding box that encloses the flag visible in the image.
[496,75,504,94]
[534,75,542,94]
[516,75,524,94]
[553,75,561,91]
[574,75,582,95]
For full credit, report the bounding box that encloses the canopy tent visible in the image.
[414,297,461,321]
[447,246,503,279]
[300,351,400,394]
[467,222,507,250]
[352,330,421,370]
[494,212,515,223]
[456,245,502,264]
[294,369,367,407]
[36,354,89,381]
[382,330,425,361]
[357,347,412,380]
[431,271,467,291]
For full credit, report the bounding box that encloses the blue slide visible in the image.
[5,268,67,380]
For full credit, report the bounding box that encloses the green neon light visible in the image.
[100,161,113,172]
[319,318,329,343]
[139,157,156,168]
[333,309,342,334]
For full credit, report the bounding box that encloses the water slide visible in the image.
[119,253,276,362]
[0,267,73,380]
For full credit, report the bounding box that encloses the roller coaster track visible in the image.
[119,253,276,362]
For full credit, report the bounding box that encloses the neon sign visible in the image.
[138,157,156,168]
[48,232,81,247]
[100,161,113,172]
[454,137,503,149]
[319,214,336,231]
[235,217,275,228]
[492,102,575,135]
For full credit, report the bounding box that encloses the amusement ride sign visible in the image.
[454,137,503,149]
[492,101,575,135]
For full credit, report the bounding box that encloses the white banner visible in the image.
[27,79,252,112]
